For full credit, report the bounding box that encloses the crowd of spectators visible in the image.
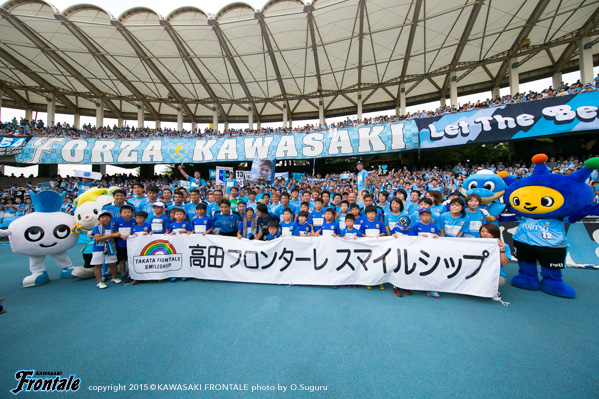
[1,78,597,140]
[1,154,597,219]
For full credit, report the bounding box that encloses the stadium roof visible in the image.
[0,0,598,123]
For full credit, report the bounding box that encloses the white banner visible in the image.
[127,235,500,297]
[215,166,234,185]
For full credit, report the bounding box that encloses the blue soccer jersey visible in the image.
[148,214,169,234]
[463,209,486,238]
[191,215,215,234]
[360,219,386,237]
[113,217,134,247]
[513,217,567,248]
[295,222,312,236]
[341,227,362,239]
[439,212,468,237]
[279,220,297,237]
[319,221,340,236]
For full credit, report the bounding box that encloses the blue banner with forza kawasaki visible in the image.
[417,91,599,148]
[15,122,419,164]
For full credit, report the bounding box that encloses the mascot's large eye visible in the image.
[24,226,44,242]
[467,181,478,190]
[541,196,554,207]
[54,224,71,239]
[483,181,495,191]
[93,209,99,215]
[512,197,520,207]
[77,214,82,221]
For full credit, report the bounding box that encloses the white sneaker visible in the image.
[111,278,122,284]
[96,282,108,289]
[492,291,502,301]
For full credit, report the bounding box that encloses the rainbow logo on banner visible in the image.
[140,240,176,256]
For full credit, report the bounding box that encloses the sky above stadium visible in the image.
[46,0,266,17]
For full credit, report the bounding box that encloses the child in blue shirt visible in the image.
[360,206,387,238]
[350,203,366,232]
[341,214,362,239]
[309,198,326,234]
[113,204,135,278]
[92,210,121,289]
[266,220,282,241]
[148,202,169,234]
[463,194,486,238]
[409,208,439,237]
[279,208,297,237]
[191,203,215,235]
[295,211,312,236]
[238,207,258,239]
[169,208,192,234]
[131,211,151,236]
[319,208,340,236]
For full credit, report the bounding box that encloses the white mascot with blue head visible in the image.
[0,190,78,287]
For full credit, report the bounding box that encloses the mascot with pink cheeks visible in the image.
[498,154,599,298]
[0,190,78,287]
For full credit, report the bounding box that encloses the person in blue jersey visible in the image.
[113,205,135,278]
[127,182,147,211]
[361,205,387,290]
[439,198,468,238]
[207,189,224,218]
[360,206,387,238]
[265,220,281,241]
[409,208,439,238]
[377,191,391,215]
[169,208,192,234]
[350,203,366,232]
[237,207,258,239]
[191,203,214,236]
[213,199,240,237]
[405,190,421,213]
[166,190,185,215]
[178,165,207,191]
[255,203,278,240]
[76,177,94,194]
[336,200,350,231]
[139,186,160,214]
[385,198,408,235]
[268,192,284,218]
[279,208,297,237]
[479,223,511,303]
[294,211,312,236]
[131,211,150,236]
[309,198,326,234]
[463,194,486,238]
[356,161,369,202]
[246,190,258,211]
[161,188,173,208]
[340,214,362,239]
[289,187,301,211]
[279,192,295,222]
[441,190,463,213]
[410,198,433,226]
[319,208,340,237]
[361,193,384,222]
[223,171,238,196]
[102,189,129,218]
[91,210,120,289]
[148,202,169,234]
[425,190,444,225]
[185,189,202,221]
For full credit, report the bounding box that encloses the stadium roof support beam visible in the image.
[555,7,599,72]
[209,20,257,122]
[112,20,194,121]
[494,0,551,87]
[0,9,120,116]
[0,82,27,108]
[160,20,226,121]
[255,13,290,120]
[305,4,322,92]
[440,0,485,99]
[0,46,75,112]
[357,0,366,89]
[56,15,158,120]
[400,0,424,81]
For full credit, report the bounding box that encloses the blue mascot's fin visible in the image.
[30,190,65,213]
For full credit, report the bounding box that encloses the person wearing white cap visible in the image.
[148,201,169,235]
